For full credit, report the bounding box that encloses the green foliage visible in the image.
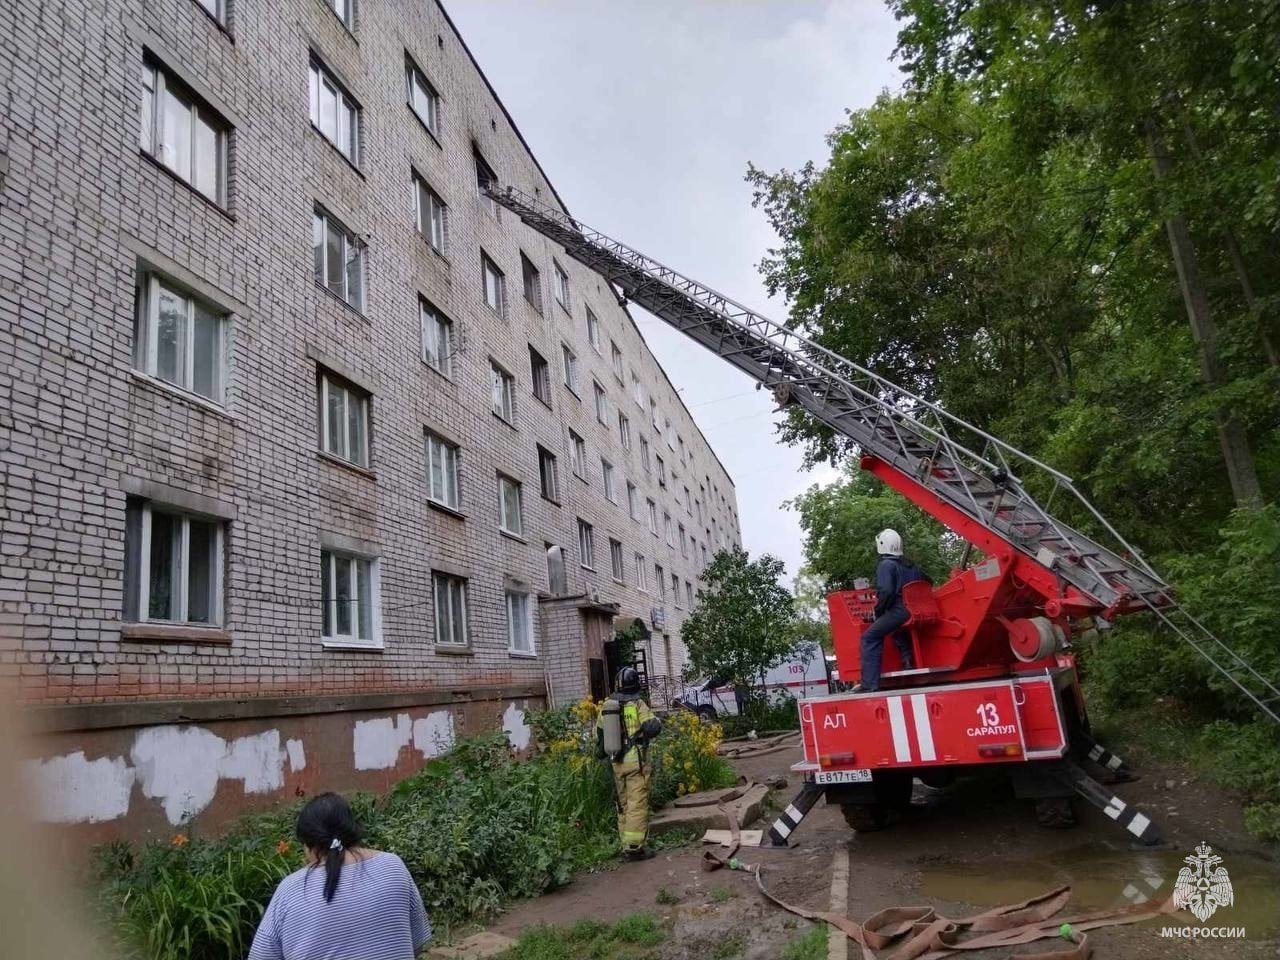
[613,620,648,668]
[497,913,665,960]
[781,924,828,960]
[710,935,746,960]
[722,692,802,738]
[646,710,737,807]
[682,547,797,688]
[654,886,680,905]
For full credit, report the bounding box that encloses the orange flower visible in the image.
[275,840,291,856]
[170,833,189,847]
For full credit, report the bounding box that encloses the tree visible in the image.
[786,467,966,588]
[681,547,796,690]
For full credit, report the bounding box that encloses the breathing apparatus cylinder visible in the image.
[600,697,624,758]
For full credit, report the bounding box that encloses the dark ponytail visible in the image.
[295,792,362,902]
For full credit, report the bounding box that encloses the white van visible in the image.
[677,642,829,720]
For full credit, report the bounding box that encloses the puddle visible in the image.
[916,841,1279,937]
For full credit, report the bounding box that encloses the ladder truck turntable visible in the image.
[484,182,1280,848]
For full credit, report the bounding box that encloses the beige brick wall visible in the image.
[0,0,741,705]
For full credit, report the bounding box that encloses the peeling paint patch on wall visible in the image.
[503,702,531,751]
[286,738,306,772]
[413,710,455,758]
[353,713,414,771]
[22,751,134,824]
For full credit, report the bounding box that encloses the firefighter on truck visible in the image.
[595,666,663,861]
[850,529,930,693]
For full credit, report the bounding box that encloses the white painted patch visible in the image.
[220,729,285,795]
[353,713,414,771]
[21,751,135,824]
[503,702,531,751]
[131,725,226,825]
[286,738,306,772]
[413,710,456,759]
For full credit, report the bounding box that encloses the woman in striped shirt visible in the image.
[248,792,431,960]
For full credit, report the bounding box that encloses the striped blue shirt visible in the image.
[248,851,431,960]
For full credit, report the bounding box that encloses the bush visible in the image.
[647,709,737,808]
[721,692,801,738]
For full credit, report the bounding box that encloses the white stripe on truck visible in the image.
[910,694,936,761]
[887,696,912,762]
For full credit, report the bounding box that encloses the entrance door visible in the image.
[588,658,607,701]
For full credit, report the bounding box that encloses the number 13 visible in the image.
[975,702,1000,726]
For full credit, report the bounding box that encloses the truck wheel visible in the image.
[697,706,717,723]
[841,801,891,832]
[1035,797,1077,829]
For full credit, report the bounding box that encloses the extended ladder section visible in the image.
[485,183,1280,726]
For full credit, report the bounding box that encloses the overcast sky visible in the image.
[448,1,904,584]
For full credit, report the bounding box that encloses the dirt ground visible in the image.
[490,741,1280,959]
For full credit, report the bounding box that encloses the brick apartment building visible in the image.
[1,0,740,839]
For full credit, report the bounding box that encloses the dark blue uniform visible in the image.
[858,556,917,691]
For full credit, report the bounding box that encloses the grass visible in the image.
[710,884,733,904]
[655,886,680,905]
[709,934,746,959]
[496,913,665,960]
[780,924,827,960]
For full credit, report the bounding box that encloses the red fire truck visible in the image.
[484,182,1280,847]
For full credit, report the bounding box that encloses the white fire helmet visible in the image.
[875,528,903,557]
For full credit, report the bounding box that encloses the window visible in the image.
[593,380,608,424]
[635,553,648,592]
[546,542,566,594]
[124,499,223,626]
[696,498,703,524]
[521,253,542,313]
[327,0,354,29]
[666,417,674,449]
[655,564,665,598]
[530,347,552,406]
[562,344,580,394]
[420,298,453,377]
[656,455,666,487]
[678,436,687,465]
[650,398,659,430]
[498,474,523,536]
[672,572,681,607]
[490,360,515,423]
[679,523,687,557]
[618,412,631,450]
[425,431,460,509]
[506,589,534,654]
[626,481,638,520]
[320,549,378,644]
[433,572,469,647]
[601,459,616,502]
[414,174,447,253]
[685,486,692,516]
[611,342,624,380]
[569,429,586,478]
[664,511,673,546]
[133,272,225,402]
[578,519,595,570]
[405,57,439,135]
[554,261,570,308]
[702,543,709,568]
[686,580,695,609]
[318,371,369,468]
[308,58,359,162]
[586,308,601,352]
[312,207,364,310]
[640,436,651,473]
[195,0,225,24]
[632,372,644,408]
[481,251,506,318]
[647,498,658,535]
[538,446,559,502]
[139,58,228,204]
[475,148,498,214]
[609,538,624,582]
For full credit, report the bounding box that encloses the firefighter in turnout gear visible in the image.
[596,666,663,861]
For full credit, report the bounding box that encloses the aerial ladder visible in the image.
[484,182,1280,845]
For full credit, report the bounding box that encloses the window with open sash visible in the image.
[140,58,229,204]
[521,253,542,314]
[134,272,226,402]
[308,58,359,162]
[481,251,506,318]
[569,430,586,478]
[312,207,364,310]
[320,549,378,645]
[490,360,515,423]
[421,298,453,377]
[414,174,447,253]
[506,589,534,654]
[433,572,469,646]
[538,445,559,502]
[498,474,523,536]
[425,431,460,510]
[405,57,439,135]
[577,519,595,569]
[318,371,369,468]
[530,346,552,406]
[124,499,223,627]
[553,260,570,308]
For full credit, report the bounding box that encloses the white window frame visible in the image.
[195,0,226,24]
[578,519,595,570]
[553,260,570,309]
[593,380,608,424]
[308,58,359,163]
[538,445,560,502]
[656,564,665,599]
[313,207,364,310]
[405,57,440,136]
[320,549,380,647]
[609,538,624,583]
[686,580,695,609]
[632,372,644,408]
[530,346,552,406]
[672,573,681,607]
[586,307,601,352]
[433,572,469,647]
[134,272,226,403]
[328,0,355,30]
[414,174,447,254]
[618,412,631,450]
[318,371,370,468]
[505,589,535,655]
[569,430,586,479]
[127,502,224,627]
[490,360,515,423]
[602,459,616,503]
[425,430,461,510]
[475,149,498,215]
[656,455,666,487]
[498,474,524,537]
[611,342,624,380]
[635,553,648,593]
[420,298,453,377]
[139,59,228,204]
[521,253,542,314]
[647,498,658,535]
[640,436,651,473]
[562,344,580,394]
[481,251,506,318]
[627,481,638,520]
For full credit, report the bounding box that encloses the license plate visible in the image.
[815,768,872,784]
